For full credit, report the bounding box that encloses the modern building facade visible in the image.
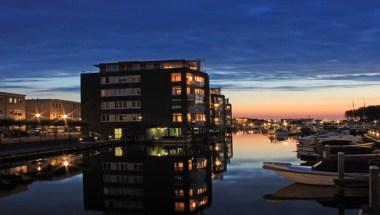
[26,99,81,121]
[0,92,26,120]
[81,59,210,139]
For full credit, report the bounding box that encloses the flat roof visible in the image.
[0,92,26,97]
[95,59,200,67]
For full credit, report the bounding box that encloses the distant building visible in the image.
[209,88,232,134]
[0,92,26,120]
[81,59,210,139]
[25,99,81,120]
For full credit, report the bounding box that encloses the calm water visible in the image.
[0,133,363,215]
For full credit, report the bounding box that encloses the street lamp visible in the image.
[35,113,41,118]
[62,114,68,119]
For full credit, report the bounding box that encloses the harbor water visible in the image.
[0,133,362,214]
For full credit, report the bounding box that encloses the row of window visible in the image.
[101,114,142,122]
[174,187,208,198]
[171,86,205,96]
[172,113,207,122]
[101,101,141,110]
[103,175,143,184]
[101,75,141,84]
[171,73,205,85]
[102,162,143,171]
[104,200,143,209]
[52,103,77,108]
[104,187,144,196]
[101,88,141,97]
[8,97,22,104]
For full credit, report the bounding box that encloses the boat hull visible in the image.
[263,162,368,186]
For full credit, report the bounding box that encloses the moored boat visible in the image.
[263,158,379,186]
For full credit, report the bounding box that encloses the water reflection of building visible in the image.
[0,154,83,198]
[210,133,233,180]
[83,145,212,214]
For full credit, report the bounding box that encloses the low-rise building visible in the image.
[25,99,81,121]
[0,92,26,120]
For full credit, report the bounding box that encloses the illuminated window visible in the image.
[186,73,193,83]
[174,189,184,197]
[172,113,183,122]
[114,128,123,139]
[171,73,181,82]
[195,88,204,96]
[187,87,191,95]
[114,147,123,156]
[174,162,184,171]
[172,86,182,96]
[175,202,185,212]
[194,76,204,84]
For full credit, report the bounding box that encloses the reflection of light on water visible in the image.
[63,160,69,167]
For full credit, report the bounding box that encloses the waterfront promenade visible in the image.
[0,138,121,163]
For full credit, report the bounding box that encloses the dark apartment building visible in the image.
[26,99,81,121]
[81,59,210,139]
[83,145,212,214]
[0,92,26,120]
[209,88,232,134]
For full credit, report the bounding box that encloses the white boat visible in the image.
[263,161,370,186]
[297,134,374,160]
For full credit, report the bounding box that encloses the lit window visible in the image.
[195,88,205,96]
[174,162,184,171]
[175,202,185,212]
[186,73,193,83]
[172,113,183,122]
[174,189,184,197]
[172,86,182,96]
[171,73,181,82]
[194,76,204,84]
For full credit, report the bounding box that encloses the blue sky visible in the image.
[1,0,380,118]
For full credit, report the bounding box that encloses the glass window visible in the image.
[171,73,181,82]
[172,86,182,95]
[172,113,183,122]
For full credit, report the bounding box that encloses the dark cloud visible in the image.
[1,0,380,92]
[33,86,80,93]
